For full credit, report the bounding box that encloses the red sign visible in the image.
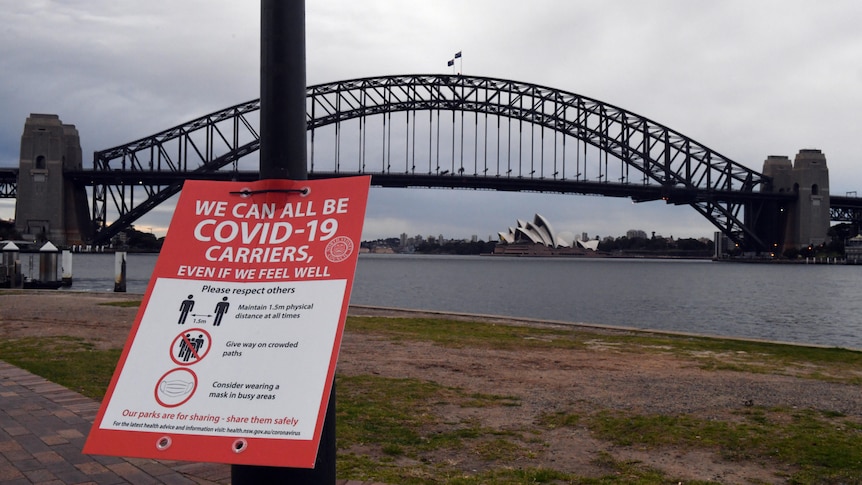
[84,176,370,467]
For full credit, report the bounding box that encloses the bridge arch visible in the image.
[82,74,780,249]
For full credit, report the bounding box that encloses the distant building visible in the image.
[495,214,597,256]
[498,214,570,248]
[846,235,862,263]
[578,239,600,251]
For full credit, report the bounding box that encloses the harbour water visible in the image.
[53,252,862,349]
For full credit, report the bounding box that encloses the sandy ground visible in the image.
[1,290,861,483]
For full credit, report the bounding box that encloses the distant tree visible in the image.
[0,220,20,240]
[828,223,855,254]
[597,234,711,254]
[416,239,495,255]
[676,238,711,251]
[646,237,669,251]
[361,237,402,251]
[783,247,800,259]
[122,227,162,252]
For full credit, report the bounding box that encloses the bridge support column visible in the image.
[760,150,830,254]
[14,114,91,246]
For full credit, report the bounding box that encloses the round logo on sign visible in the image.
[325,236,354,263]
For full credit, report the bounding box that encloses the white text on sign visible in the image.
[190,198,352,264]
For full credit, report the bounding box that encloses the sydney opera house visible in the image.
[493,214,600,256]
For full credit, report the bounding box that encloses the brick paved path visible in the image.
[0,360,384,484]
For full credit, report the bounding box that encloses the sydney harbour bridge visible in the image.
[3,73,862,252]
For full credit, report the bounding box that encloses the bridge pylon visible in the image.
[759,149,830,254]
[14,114,92,246]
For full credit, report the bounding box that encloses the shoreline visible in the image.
[1,289,857,352]
[348,304,862,352]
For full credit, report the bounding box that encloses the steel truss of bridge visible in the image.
[4,74,861,247]
[0,169,16,198]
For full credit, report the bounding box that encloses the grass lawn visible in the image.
[2,315,861,484]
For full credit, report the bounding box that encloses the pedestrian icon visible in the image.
[213,296,230,326]
[178,295,195,324]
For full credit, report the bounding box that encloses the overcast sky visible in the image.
[2,1,861,242]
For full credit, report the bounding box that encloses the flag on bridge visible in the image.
[453,51,463,75]
[447,59,455,67]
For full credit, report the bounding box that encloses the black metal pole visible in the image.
[232,1,336,482]
[259,0,307,181]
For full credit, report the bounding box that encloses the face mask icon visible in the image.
[153,368,198,407]
[159,379,194,397]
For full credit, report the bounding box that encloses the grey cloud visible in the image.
[2,0,860,240]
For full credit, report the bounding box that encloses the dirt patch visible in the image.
[0,291,143,349]
[2,291,859,483]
